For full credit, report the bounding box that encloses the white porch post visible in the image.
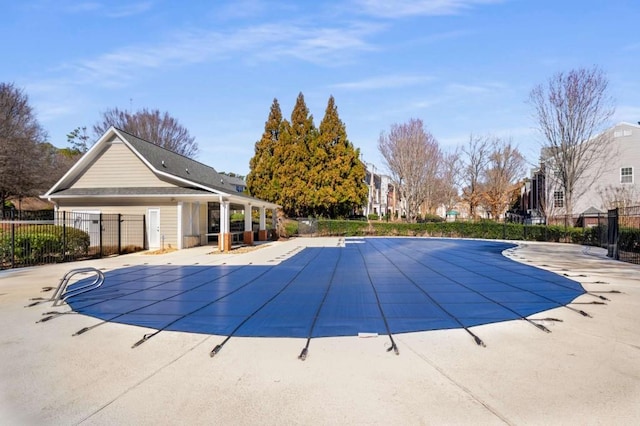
[219,200,231,252]
[243,203,253,245]
[258,206,267,241]
[177,201,184,249]
[272,208,278,236]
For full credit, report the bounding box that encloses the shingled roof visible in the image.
[115,128,239,194]
[43,127,279,209]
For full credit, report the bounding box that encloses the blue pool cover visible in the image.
[67,238,585,338]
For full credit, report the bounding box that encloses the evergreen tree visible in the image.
[247,98,283,202]
[313,96,367,217]
[274,93,316,217]
[247,93,367,218]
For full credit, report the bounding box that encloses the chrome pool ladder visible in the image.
[49,267,105,306]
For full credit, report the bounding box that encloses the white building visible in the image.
[539,122,640,219]
[363,165,400,219]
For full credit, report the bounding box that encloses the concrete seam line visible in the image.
[76,335,213,425]
[396,336,515,426]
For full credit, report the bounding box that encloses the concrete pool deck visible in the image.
[1,237,639,425]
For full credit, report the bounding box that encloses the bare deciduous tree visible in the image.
[0,82,47,208]
[93,107,199,158]
[482,137,526,220]
[529,67,615,216]
[598,184,639,210]
[378,118,440,222]
[460,134,490,219]
[434,149,462,217]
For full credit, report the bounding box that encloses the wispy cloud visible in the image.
[66,1,153,18]
[331,74,434,90]
[50,21,380,88]
[352,0,506,18]
[106,2,153,18]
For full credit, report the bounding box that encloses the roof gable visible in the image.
[43,127,279,209]
[115,128,239,193]
[71,134,172,189]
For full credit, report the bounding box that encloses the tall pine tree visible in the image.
[248,93,367,218]
[314,96,367,217]
[274,92,316,217]
[247,98,283,202]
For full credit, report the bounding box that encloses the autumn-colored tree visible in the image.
[247,98,283,203]
[311,96,367,217]
[93,107,199,158]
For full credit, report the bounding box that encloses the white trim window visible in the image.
[620,167,633,184]
[553,191,564,208]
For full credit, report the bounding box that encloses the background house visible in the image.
[42,127,279,251]
[363,164,400,219]
[522,122,640,224]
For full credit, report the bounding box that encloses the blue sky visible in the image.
[2,0,639,176]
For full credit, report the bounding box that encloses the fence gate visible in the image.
[607,208,619,260]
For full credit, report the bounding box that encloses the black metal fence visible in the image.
[0,211,146,270]
[1,208,54,220]
[607,206,640,265]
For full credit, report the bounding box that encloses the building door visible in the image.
[148,208,160,248]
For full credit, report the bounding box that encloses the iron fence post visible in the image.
[99,213,103,258]
[11,221,15,268]
[118,213,122,254]
[62,211,67,261]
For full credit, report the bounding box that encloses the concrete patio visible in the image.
[1,238,638,425]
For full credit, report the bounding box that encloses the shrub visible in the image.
[418,214,445,223]
[619,227,640,253]
[0,225,90,265]
[282,220,299,238]
[314,218,596,245]
[367,213,379,221]
[317,220,369,236]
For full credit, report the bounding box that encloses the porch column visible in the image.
[219,200,231,252]
[272,208,278,239]
[258,206,267,241]
[177,201,184,249]
[243,204,253,245]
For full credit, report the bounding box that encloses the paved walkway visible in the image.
[1,238,639,425]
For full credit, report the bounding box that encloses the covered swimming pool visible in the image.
[66,238,586,351]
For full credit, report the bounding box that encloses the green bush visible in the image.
[0,225,90,265]
[367,213,379,221]
[419,213,445,223]
[317,220,370,236]
[282,220,299,238]
[313,219,598,245]
[619,227,640,253]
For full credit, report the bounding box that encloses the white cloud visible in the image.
[352,0,506,18]
[66,1,153,18]
[48,21,380,88]
[331,74,434,90]
[106,2,153,18]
